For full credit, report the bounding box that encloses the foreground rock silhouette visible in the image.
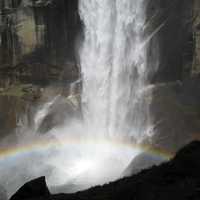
[10,141,200,200]
[10,177,50,200]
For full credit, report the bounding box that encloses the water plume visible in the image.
[79,0,151,140]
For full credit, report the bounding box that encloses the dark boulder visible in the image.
[10,177,50,200]
[172,141,200,176]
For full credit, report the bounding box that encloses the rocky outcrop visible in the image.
[9,141,200,200]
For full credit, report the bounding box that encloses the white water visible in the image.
[79,0,150,141]
[34,95,60,132]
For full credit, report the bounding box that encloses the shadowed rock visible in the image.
[10,177,50,200]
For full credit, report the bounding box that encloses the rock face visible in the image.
[146,0,194,83]
[0,0,81,87]
[9,141,200,200]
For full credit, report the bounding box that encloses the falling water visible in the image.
[79,0,150,141]
[34,95,60,132]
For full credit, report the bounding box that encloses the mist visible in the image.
[0,95,143,197]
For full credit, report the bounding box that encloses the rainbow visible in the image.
[0,136,174,162]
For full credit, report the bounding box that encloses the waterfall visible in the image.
[79,0,150,141]
[0,1,162,196]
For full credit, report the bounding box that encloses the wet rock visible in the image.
[37,94,81,133]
